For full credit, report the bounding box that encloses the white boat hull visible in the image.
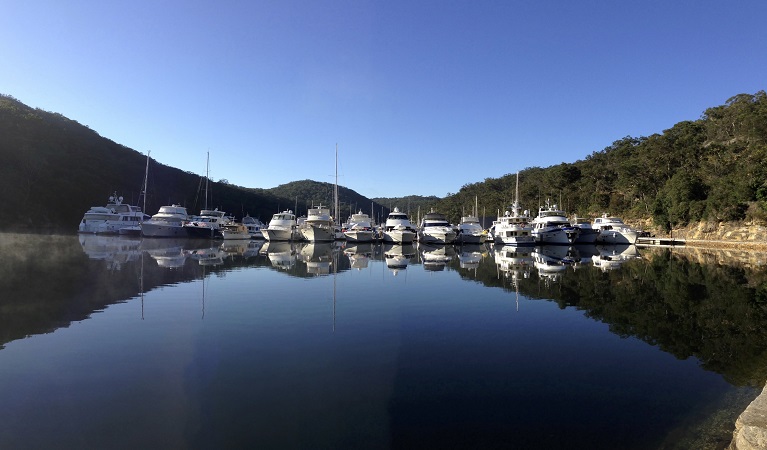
[301,226,335,242]
[262,228,299,241]
[495,234,536,246]
[344,230,375,242]
[383,230,416,244]
[533,228,576,245]
[418,230,457,245]
[597,229,638,245]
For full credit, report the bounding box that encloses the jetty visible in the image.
[635,236,686,246]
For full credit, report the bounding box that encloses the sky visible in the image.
[2,1,766,198]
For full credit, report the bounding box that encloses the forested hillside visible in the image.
[0,95,387,231]
[437,91,767,232]
[3,91,766,233]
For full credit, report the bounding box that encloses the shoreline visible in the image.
[673,239,767,251]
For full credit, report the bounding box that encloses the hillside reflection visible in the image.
[2,233,767,387]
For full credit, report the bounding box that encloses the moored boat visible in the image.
[456,215,486,244]
[593,214,640,245]
[141,204,189,238]
[530,201,579,245]
[418,210,456,244]
[183,209,232,239]
[571,216,600,244]
[262,210,302,241]
[382,207,417,244]
[300,205,336,242]
[220,221,251,240]
[342,210,376,242]
[493,173,535,246]
[242,215,265,239]
[78,192,150,234]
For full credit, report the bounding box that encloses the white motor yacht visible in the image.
[140,204,189,238]
[262,210,301,241]
[382,207,417,244]
[78,192,150,234]
[493,202,535,246]
[183,209,232,239]
[342,210,376,242]
[455,215,486,244]
[530,201,580,245]
[593,214,640,244]
[300,205,336,242]
[418,211,456,244]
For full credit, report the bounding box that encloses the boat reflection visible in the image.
[592,244,641,271]
[185,245,226,266]
[457,243,486,271]
[298,242,337,276]
[494,244,534,281]
[140,238,190,269]
[260,241,297,271]
[532,245,574,282]
[344,243,374,270]
[79,234,141,270]
[419,242,456,272]
[383,243,416,275]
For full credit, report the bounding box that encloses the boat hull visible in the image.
[418,230,457,245]
[184,224,222,239]
[456,233,486,244]
[533,227,577,245]
[141,223,188,238]
[597,230,638,245]
[301,225,335,242]
[344,230,375,242]
[383,230,416,244]
[574,228,599,244]
[262,228,299,241]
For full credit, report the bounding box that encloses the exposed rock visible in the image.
[731,384,767,449]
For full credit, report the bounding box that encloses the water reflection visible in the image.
[260,241,297,271]
[79,233,141,270]
[592,244,641,271]
[419,242,456,271]
[3,233,767,448]
[298,242,340,276]
[495,244,534,281]
[344,242,374,270]
[383,243,416,275]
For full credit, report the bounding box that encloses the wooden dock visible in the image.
[635,237,686,246]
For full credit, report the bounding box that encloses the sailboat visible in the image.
[120,151,151,236]
[184,152,232,239]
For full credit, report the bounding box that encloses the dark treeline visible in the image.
[437,91,767,231]
[0,95,393,231]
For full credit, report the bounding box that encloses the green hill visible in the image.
[3,90,766,233]
[436,91,767,231]
[0,94,394,231]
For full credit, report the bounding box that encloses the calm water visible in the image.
[1,233,766,449]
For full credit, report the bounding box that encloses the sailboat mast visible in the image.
[205,151,210,210]
[142,150,150,215]
[334,144,339,222]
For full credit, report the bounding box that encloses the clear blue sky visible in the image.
[2,1,765,198]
